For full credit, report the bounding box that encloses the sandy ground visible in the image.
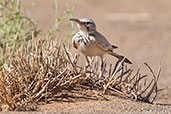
[21,0,171,113]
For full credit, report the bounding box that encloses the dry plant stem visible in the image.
[63,43,77,74]
[112,58,126,78]
[33,80,51,101]
[142,63,162,103]
[129,66,140,83]
[150,65,162,103]
[0,39,162,111]
[103,58,126,93]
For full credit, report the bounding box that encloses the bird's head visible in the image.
[70,18,96,34]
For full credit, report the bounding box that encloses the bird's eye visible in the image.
[86,22,91,25]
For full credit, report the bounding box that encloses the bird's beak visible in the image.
[70,18,83,25]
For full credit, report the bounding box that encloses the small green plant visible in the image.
[0,0,39,63]
[47,0,75,49]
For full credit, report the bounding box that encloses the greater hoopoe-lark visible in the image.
[70,18,132,79]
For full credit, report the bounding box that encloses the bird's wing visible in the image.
[94,32,117,52]
[93,32,132,64]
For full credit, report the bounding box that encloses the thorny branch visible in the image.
[0,40,162,111]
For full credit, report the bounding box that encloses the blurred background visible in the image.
[23,0,171,103]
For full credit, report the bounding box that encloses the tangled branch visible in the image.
[0,39,162,111]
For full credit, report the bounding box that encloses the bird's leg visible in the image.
[85,56,91,68]
[99,56,104,80]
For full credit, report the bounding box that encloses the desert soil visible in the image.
[21,0,171,113]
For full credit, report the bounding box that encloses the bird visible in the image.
[70,18,132,79]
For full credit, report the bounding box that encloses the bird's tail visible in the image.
[108,52,132,64]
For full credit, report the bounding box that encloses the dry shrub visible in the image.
[0,38,162,111]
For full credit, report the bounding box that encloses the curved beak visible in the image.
[70,18,83,25]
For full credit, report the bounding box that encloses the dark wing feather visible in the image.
[72,40,78,49]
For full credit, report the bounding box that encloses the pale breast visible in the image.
[72,31,106,56]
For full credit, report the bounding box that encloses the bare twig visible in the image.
[0,39,162,111]
[63,43,77,74]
